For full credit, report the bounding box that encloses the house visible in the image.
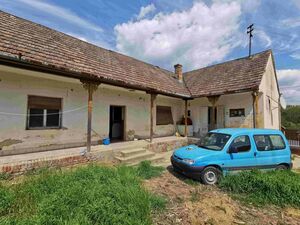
[0,11,281,156]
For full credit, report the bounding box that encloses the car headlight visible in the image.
[183,159,195,165]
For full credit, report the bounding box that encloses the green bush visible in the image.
[0,164,166,225]
[219,170,300,207]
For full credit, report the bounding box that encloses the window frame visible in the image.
[228,135,251,153]
[253,134,286,151]
[156,105,173,125]
[26,96,62,130]
[229,108,245,117]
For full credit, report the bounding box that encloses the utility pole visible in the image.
[247,24,254,57]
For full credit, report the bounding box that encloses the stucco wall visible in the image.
[259,55,280,129]
[189,92,254,136]
[0,65,182,150]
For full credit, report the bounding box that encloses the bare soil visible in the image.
[144,167,300,225]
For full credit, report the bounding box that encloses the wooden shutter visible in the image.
[156,106,173,125]
[28,96,62,110]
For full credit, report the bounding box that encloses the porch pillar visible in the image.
[252,91,259,128]
[207,96,220,130]
[150,93,157,143]
[184,99,188,137]
[81,80,100,152]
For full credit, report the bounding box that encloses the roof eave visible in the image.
[0,55,190,99]
[191,87,259,98]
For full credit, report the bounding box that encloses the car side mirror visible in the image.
[228,146,238,154]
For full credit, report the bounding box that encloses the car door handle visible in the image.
[254,152,257,157]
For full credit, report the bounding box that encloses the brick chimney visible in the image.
[174,64,183,82]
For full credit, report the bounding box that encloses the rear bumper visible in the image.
[171,155,205,180]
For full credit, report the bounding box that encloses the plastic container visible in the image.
[102,138,110,145]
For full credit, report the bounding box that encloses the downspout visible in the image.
[278,93,282,130]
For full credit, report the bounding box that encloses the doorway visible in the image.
[208,106,225,130]
[109,106,125,142]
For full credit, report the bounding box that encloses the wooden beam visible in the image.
[81,80,100,152]
[207,96,220,130]
[150,93,157,143]
[184,99,188,137]
[252,91,259,128]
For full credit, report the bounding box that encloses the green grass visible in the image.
[219,170,300,208]
[135,161,164,180]
[0,162,166,225]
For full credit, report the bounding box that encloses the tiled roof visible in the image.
[0,11,272,99]
[0,11,190,98]
[184,50,272,97]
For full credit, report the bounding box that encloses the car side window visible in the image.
[254,135,286,151]
[229,135,251,153]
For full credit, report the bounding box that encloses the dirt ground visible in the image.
[144,167,300,225]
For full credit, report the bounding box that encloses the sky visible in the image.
[0,0,300,104]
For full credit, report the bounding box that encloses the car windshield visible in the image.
[198,133,231,151]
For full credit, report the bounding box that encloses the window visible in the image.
[230,108,245,117]
[254,135,285,151]
[229,135,251,152]
[198,132,231,151]
[156,106,173,125]
[27,96,62,129]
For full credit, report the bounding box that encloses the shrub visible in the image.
[0,164,166,225]
[219,170,300,208]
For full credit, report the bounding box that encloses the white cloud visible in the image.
[291,52,300,60]
[115,1,242,70]
[256,29,272,48]
[281,17,300,28]
[277,69,300,105]
[18,0,103,32]
[136,3,156,20]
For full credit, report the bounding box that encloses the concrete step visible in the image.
[128,154,165,166]
[115,151,155,164]
[120,148,146,157]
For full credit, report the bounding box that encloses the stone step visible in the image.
[128,154,166,166]
[120,148,147,157]
[115,151,155,164]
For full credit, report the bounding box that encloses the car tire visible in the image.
[200,166,221,185]
[275,164,288,170]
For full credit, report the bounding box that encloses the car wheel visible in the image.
[200,166,221,185]
[275,164,288,170]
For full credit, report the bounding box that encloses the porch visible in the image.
[0,136,199,173]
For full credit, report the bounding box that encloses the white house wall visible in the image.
[259,55,280,129]
[0,65,182,150]
[189,92,254,136]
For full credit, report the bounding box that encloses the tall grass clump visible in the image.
[0,163,166,225]
[219,170,300,208]
[136,161,164,179]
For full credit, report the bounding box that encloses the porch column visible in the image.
[150,93,157,143]
[81,80,100,152]
[252,91,259,128]
[184,99,188,137]
[207,96,220,130]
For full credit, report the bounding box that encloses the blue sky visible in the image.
[0,0,300,104]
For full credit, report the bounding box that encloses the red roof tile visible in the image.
[184,50,272,97]
[0,11,190,98]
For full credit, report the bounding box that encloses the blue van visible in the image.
[171,128,292,185]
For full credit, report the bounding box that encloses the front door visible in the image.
[109,106,125,142]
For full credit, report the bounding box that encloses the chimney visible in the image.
[174,64,183,82]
